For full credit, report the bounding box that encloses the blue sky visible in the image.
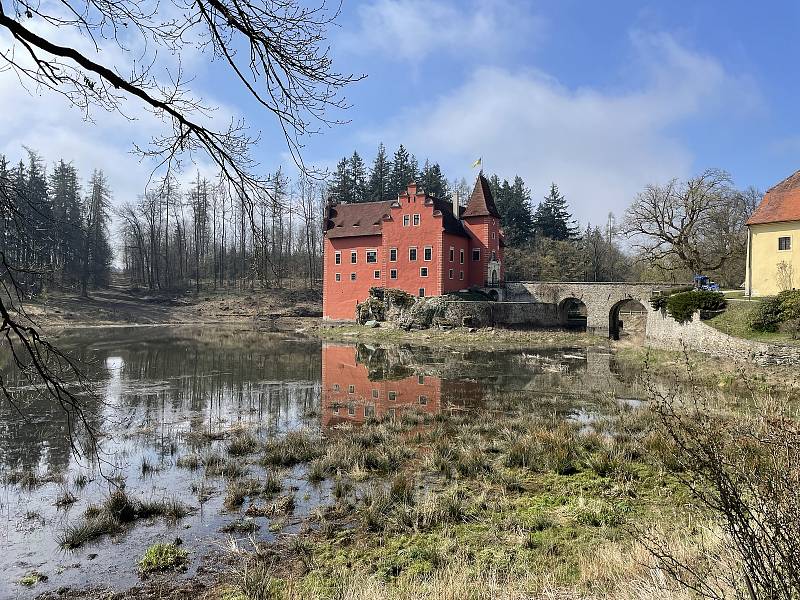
[2,0,799,227]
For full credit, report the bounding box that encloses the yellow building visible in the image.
[746,170,800,296]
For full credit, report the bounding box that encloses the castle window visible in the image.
[449,247,455,262]
[449,269,454,279]
[779,236,792,251]
[350,273,356,281]
[390,248,398,261]
[419,395,428,405]
[374,270,381,279]
[460,249,464,264]
[372,389,379,399]
[418,288,425,297]
[459,271,464,280]
[420,267,428,277]
[472,248,480,261]
[335,251,341,265]
[388,391,397,401]
[365,404,375,418]
[351,250,357,264]
[390,269,398,279]
[335,273,341,282]
[491,250,497,261]
[348,403,355,416]
[366,249,377,263]
[348,384,355,394]
[424,247,432,261]
[418,375,424,384]
[403,215,410,227]
[333,384,340,392]
[409,247,417,261]
[413,214,420,226]
[492,231,496,240]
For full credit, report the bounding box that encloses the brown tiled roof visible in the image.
[462,174,500,218]
[324,201,392,238]
[430,197,469,238]
[747,170,800,225]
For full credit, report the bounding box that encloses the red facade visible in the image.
[322,175,504,320]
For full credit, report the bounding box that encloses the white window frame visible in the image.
[389,247,398,262]
[374,270,381,279]
[366,249,378,263]
[448,269,454,279]
[335,273,341,282]
[472,248,480,261]
[348,384,355,394]
[459,271,464,280]
[388,391,397,402]
[409,247,417,261]
[423,246,432,261]
[412,214,420,226]
[419,395,428,405]
[449,247,455,262]
[350,273,356,281]
[351,250,357,264]
[460,249,465,264]
[390,269,398,279]
[334,251,341,265]
[418,288,425,297]
[779,236,792,251]
[403,215,410,227]
[372,389,379,399]
[420,267,428,277]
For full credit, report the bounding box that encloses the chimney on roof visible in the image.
[452,190,459,219]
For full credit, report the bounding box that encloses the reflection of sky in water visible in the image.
[0,326,655,598]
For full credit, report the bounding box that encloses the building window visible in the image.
[388,408,396,419]
[420,267,428,277]
[449,269,454,279]
[413,214,420,226]
[390,269,398,279]
[335,273,341,282]
[460,249,464,264]
[492,231,496,240]
[348,384,355,394]
[459,271,464,280]
[348,403,355,416]
[351,250,357,264]
[374,270,381,279]
[333,384,340,392]
[779,236,792,251]
[419,288,425,297]
[424,246,432,261]
[472,248,480,261]
[372,389,379,399]
[390,248,397,261]
[333,404,339,414]
[365,404,375,418]
[418,375,424,384]
[403,215,410,227]
[419,395,428,405]
[334,251,341,265]
[491,250,497,261]
[449,247,455,262]
[409,247,417,261]
[366,249,377,263]
[350,273,356,281]
[388,391,397,401]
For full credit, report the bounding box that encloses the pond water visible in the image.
[0,325,653,598]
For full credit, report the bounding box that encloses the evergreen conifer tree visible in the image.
[388,144,415,197]
[329,157,352,203]
[533,183,579,240]
[420,160,449,198]
[367,143,391,201]
[349,151,367,203]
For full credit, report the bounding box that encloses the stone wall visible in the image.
[645,309,800,366]
[438,300,559,328]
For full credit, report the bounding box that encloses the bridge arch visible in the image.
[558,297,587,331]
[609,298,648,341]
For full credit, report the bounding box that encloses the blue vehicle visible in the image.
[693,274,720,292]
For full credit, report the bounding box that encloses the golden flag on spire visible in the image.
[471,157,482,169]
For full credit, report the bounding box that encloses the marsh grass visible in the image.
[138,542,188,574]
[261,431,324,467]
[228,433,259,457]
[59,489,189,548]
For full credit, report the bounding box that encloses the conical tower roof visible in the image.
[463,173,500,218]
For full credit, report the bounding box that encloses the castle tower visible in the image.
[462,174,504,287]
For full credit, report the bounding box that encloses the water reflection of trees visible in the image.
[0,329,322,474]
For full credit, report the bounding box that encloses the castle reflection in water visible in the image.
[321,343,483,427]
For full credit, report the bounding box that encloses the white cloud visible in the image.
[340,0,542,64]
[364,32,760,226]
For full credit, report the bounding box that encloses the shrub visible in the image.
[665,291,726,324]
[750,296,783,332]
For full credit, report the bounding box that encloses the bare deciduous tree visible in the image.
[624,169,753,279]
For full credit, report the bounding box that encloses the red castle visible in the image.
[322,175,505,320]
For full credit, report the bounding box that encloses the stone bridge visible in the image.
[500,281,689,339]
